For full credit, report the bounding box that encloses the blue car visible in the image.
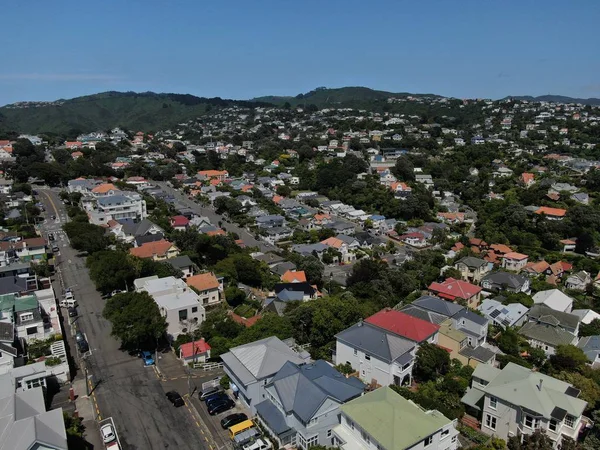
[141,351,155,366]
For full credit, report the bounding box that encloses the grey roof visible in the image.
[481,271,528,290]
[276,290,305,302]
[518,322,576,347]
[528,304,580,330]
[0,343,16,357]
[221,336,308,385]
[134,233,165,246]
[292,243,328,255]
[335,322,415,364]
[0,277,28,296]
[478,298,529,328]
[455,256,488,269]
[119,218,163,237]
[96,193,132,206]
[255,400,291,435]
[0,322,13,342]
[454,308,488,326]
[253,252,285,266]
[165,255,194,270]
[0,388,68,450]
[412,295,464,317]
[577,336,600,363]
[400,305,448,325]
[270,261,297,276]
[459,346,495,363]
[267,360,364,422]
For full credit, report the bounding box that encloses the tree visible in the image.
[497,327,520,356]
[276,185,291,197]
[413,342,451,382]
[443,267,463,280]
[508,430,554,450]
[103,292,167,349]
[392,156,415,182]
[580,319,600,337]
[224,286,246,307]
[86,251,136,294]
[63,222,110,254]
[549,345,588,372]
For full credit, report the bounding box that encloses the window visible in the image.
[424,436,433,447]
[306,435,318,448]
[192,307,198,313]
[489,396,497,410]
[360,430,370,444]
[485,414,497,430]
[327,430,332,438]
[524,415,533,428]
[20,313,33,321]
[565,415,575,428]
[178,309,188,321]
[549,419,558,432]
[365,354,371,361]
[441,429,450,439]
[308,417,318,427]
[26,327,38,336]
[353,348,357,356]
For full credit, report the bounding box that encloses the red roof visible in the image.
[503,252,528,261]
[535,206,567,217]
[230,312,262,328]
[428,278,482,301]
[365,309,440,343]
[170,215,190,227]
[179,339,211,358]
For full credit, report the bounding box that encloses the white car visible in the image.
[100,424,116,443]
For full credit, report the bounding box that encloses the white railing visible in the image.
[193,362,224,371]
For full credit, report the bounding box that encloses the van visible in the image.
[199,386,221,401]
[60,298,77,308]
[229,420,257,442]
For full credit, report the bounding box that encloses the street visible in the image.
[38,188,216,450]
[155,182,277,253]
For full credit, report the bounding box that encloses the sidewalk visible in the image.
[73,378,104,449]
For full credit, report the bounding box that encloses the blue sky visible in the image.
[1,1,599,105]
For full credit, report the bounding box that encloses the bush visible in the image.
[45,356,62,366]
[335,362,354,375]
[458,424,489,445]
[220,375,230,390]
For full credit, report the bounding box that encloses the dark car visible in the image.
[52,246,60,253]
[199,386,221,401]
[48,233,55,241]
[77,339,89,353]
[208,398,235,416]
[68,307,78,317]
[166,391,184,407]
[220,413,248,429]
[205,392,229,407]
[75,331,85,342]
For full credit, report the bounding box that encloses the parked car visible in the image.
[77,339,89,353]
[208,398,235,415]
[205,392,229,406]
[166,391,184,407]
[51,215,56,220]
[67,307,78,318]
[100,424,116,443]
[48,233,55,241]
[220,413,248,429]
[75,331,85,342]
[199,386,221,401]
[65,291,74,300]
[141,351,154,366]
[52,246,60,253]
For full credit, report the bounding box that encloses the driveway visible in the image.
[38,189,211,450]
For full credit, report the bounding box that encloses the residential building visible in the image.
[454,257,490,283]
[428,278,482,308]
[365,308,440,344]
[135,276,205,339]
[170,215,190,231]
[526,304,580,335]
[565,271,592,291]
[274,283,317,301]
[518,316,578,357]
[501,252,529,272]
[438,320,495,367]
[108,217,164,244]
[532,289,573,313]
[186,272,222,306]
[85,190,147,225]
[221,336,311,414]
[535,206,567,220]
[166,255,195,279]
[129,239,180,261]
[462,363,587,447]
[255,360,365,449]
[281,270,307,283]
[334,387,459,450]
[178,339,211,365]
[478,299,529,329]
[572,308,600,325]
[577,336,600,368]
[480,271,530,294]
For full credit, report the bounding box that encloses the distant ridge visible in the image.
[503,94,600,106]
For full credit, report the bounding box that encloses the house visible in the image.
[480,271,530,293]
[565,271,592,291]
[535,206,567,220]
[532,289,573,313]
[415,174,434,187]
[178,339,211,365]
[526,304,580,335]
[281,270,307,283]
[428,278,482,308]
[436,212,465,224]
[256,215,286,229]
[518,320,578,357]
[129,240,179,261]
[0,387,68,450]
[198,169,229,181]
[135,276,205,339]
[454,257,490,283]
[110,218,164,244]
[165,255,195,278]
[571,308,600,325]
[170,215,190,231]
[560,239,576,253]
[478,298,529,329]
[255,360,365,449]
[365,308,440,344]
[274,283,317,301]
[262,227,293,245]
[334,387,459,450]
[85,190,147,225]
[334,321,416,387]
[521,172,535,187]
[577,336,600,368]
[398,232,428,248]
[221,336,311,414]
[186,272,222,306]
[501,252,529,272]
[437,319,495,367]
[462,363,587,447]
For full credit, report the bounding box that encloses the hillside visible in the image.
[504,94,600,106]
[0,91,270,135]
[253,86,443,107]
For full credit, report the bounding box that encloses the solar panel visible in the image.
[489,310,501,318]
[501,319,511,326]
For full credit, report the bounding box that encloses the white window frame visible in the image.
[485,414,497,431]
[424,436,433,447]
[306,435,318,448]
[565,415,575,428]
[489,396,497,410]
[327,430,332,438]
[549,419,558,432]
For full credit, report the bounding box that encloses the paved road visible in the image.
[38,189,209,450]
[155,182,277,253]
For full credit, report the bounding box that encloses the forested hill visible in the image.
[504,94,600,106]
[0,91,271,135]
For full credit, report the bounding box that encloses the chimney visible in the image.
[538,379,543,391]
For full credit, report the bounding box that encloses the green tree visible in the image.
[276,185,291,197]
[392,156,415,182]
[508,429,554,450]
[63,222,110,254]
[580,319,600,337]
[555,371,600,409]
[413,342,451,382]
[497,328,520,356]
[549,345,588,372]
[86,250,136,294]
[103,292,167,349]
[225,286,246,307]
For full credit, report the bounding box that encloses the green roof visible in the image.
[14,296,39,312]
[341,387,451,450]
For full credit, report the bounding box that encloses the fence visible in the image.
[193,362,224,371]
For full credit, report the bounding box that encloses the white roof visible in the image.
[154,291,201,311]
[532,289,573,312]
[572,309,600,325]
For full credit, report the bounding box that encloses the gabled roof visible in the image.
[454,308,488,326]
[129,239,177,259]
[179,339,211,358]
[503,252,528,260]
[400,304,449,325]
[91,183,117,194]
[535,206,567,217]
[335,322,415,363]
[170,215,189,227]
[455,256,488,269]
[365,309,440,343]
[428,278,482,300]
[186,272,219,291]
[221,336,307,384]
[274,282,315,296]
[528,304,579,330]
[281,270,307,283]
[518,322,576,347]
[412,295,464,317]
[341,387,452,450]
[268,360,364,422]
[577,336,600,363]
[481,271,528,290]
[532,289,573,312]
